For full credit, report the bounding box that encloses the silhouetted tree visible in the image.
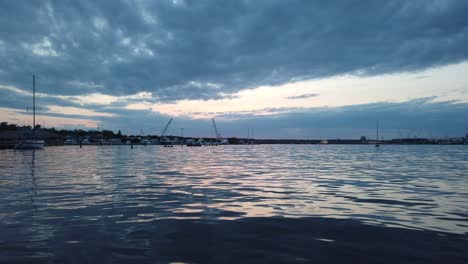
[102,130,115,138]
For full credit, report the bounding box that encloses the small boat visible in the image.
[15,75,44,150]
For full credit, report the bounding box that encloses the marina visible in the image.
[1,122,467,149]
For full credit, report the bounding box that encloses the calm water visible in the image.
[0,145,467,263]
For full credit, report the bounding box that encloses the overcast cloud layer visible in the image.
[1,0,468,101]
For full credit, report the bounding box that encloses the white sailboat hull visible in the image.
[15,140,45,149]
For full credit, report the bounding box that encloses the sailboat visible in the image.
[375,120,380,148]
[15,75,45,149]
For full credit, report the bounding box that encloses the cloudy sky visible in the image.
[1,0,467,139]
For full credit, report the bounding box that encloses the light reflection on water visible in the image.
[1,145,467,235]
[1,145,468,263]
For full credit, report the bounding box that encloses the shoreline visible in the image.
[1,141,467,149]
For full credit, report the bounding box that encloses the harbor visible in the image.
[2,1,468,263]
[1,122,467,149]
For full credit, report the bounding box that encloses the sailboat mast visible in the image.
[376,120,379,143]
[33,75,36,140]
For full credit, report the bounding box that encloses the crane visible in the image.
[212,118,220,139]
[160,118,173,137]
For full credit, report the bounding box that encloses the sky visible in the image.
[0,0,467,139]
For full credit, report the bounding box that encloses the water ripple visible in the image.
[1,145,467,239]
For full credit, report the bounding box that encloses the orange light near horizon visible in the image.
[0,107,98,129]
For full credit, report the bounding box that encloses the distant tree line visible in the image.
[0,122,32,130]
[2,121,245,144]
[0,121,119,138]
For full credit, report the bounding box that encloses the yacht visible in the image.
[141,138,151,145]
[15,75,45,150]
[64,139,77,145]
[15,139,45,149]
[186,138,202,147]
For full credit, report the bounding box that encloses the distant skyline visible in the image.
[1,0,467,139]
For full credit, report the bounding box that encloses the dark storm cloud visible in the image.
[287,93,319,99]
[1,0,467,101]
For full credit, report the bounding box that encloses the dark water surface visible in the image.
[0,145,467,263]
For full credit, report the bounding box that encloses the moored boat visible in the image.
[15,75,44,150]
[15,139,45,149]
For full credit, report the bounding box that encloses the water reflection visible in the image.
[0,145,467,262]
[2,145,467,233]
[30,150,38,210]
